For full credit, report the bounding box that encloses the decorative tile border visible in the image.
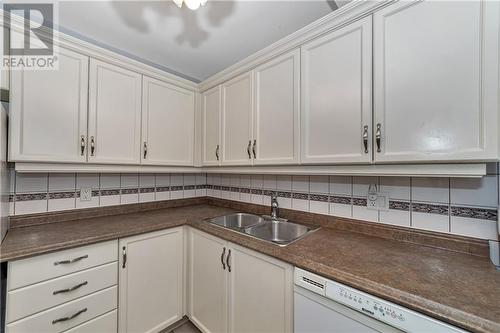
[292,192,309,200]
[451,206,497,221]
[389,201,410,212]
[330,195,352,205]
[15,193,48,201]
[411,202,449,216]
[48,192,76,200]
[100,189,120,196]
[170,186,184,191]
[184,185,196,191]
[310,194,329,202]
[156,186,170,192]
[352,197,367,206]
[139,187,155,193]
[121,188,138,195]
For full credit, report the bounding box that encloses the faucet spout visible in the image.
[270,193,279,219]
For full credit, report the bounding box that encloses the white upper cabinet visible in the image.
[221,72,253,165]
[142,76,195,166]
[9,46,89,163]
[202,86,222,166]
[253,49,300,165]
[119,228,184,333]
[301,16,373,164]
[88,59,142,165]
[373,0,500,162]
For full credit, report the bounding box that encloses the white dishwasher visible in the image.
[294,268,467,333]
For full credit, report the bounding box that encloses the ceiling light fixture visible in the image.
[173,0,207,10]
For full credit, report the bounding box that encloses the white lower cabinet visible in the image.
[119,228,184,333]
[188,228,293,333]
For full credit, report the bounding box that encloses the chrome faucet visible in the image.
[270,193,279,219]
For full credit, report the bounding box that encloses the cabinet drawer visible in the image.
[64,310,117,333]
[8,240,118,290]
[6,262,117,323]
[6,286,117,333]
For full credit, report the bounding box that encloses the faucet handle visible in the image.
[271,192,278,201]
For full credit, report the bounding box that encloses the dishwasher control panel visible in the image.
[324,280,466,333]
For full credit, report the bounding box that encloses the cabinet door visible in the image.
[188,229,228,333]
[373,1,499,162]
[202,86,221,166]
[221,72,253,165]
[253,49,300,165]
[142,76,195,166]
[9,46,89,163]
[301,16,372,164]
[119,228,184,333]
[88,59,142,164]
[227,243,293,333]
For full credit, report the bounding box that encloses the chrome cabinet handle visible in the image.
[226,249,231,272]
[53,281,88,295]
[54,255,88,266]
[363,125,369,154]
[252,139,256,159]
[122,246,127,269]
[247,140,252,159]
[215,144,220,161]
[375,123,382,153]
[80,136,85,156]
[143,142,148,159]
[52,308,87,325]
[221,247,226,270]
[90,136,95,156]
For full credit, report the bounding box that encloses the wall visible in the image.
[7,168,499,243]
[0,103,9,242]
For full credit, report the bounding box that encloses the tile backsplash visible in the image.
[7,168,500,241]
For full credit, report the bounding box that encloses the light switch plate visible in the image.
[367,192,389,211]
[80,188,92,201]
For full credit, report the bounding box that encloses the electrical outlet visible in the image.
[367,192,389,211]
[80,188,92,201]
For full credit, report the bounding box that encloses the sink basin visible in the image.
[244,220,317,246]
[207,213,264,230]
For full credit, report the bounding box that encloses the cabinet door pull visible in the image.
[226,249,231,272]
[53,281,88,295]
[122,246,127,269]
[252,139,256,159]
[247,140,252,159]
[52,308,87,325]
[221,247,226,270]
[90,136,95,156]
[375,123,382,153]
[143,142,148,159]
[215,144,220,161]
[54,255,88,266]
[80,136,86,156]
[363,125,369,154]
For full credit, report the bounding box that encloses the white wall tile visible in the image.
[184,174,196,186]
[353,176,378,197]
[171,174,183,187]
[196,174,207,185]
[292,176,309,193]
[184,190,196,198]
[277,197,291,209]
[379,210,410,227]
[100,174,120,189]
[380,177,410,200]
[352,206,378,222]
[139,174,155,188]
[263,175,277,190]
[15,200,47,215]
[171,190,183,200]
[240,191,251,203]
[221,175,231,186]
[240,175,251,188]
[196,188,207,197]
[76,196,99,209]
[9,169,16,193]
[48,198,75,212]
[16,173,48,193]
[330,176,352,196]
[99,195,120,207]
[230,175,240,187]
[139,192,155,203]
[451,176,498,208]
[156,191,170,201]
[310,176,328,194]
[412,177,449,204]
[277,175,292,191]
[48,174,75,192]
[329,203,352,218]
[451,217,498,240]
[121,174,138,188]
[251,194,263,205]
[292,198,309,212]
[121,193,138,204]
[310,201,328,215]
[412,212,449,233]
[76,174,99,189]
[156,174,171,187]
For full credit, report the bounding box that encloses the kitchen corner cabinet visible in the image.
[373,0,500,162]
[9,45,89,163]
[253,49,300,165]
[301,16,372,164]
[221,72,254,165]
[188,229,293,333]
[202,86,222,166]
[119,228,184,333]
[88,59,142,165]
[142,76,195,166]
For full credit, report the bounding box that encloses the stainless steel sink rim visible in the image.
[205,213,319,246]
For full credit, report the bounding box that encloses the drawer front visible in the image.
[7,262,117,323]
[6,286,117,333]
[8,240,118,290]
[64,310,117,333]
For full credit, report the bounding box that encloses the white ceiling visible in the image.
[55,1,339,82]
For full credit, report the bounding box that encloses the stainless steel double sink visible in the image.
[206,213,318,246]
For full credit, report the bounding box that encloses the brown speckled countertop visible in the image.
[1,202,499,333]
